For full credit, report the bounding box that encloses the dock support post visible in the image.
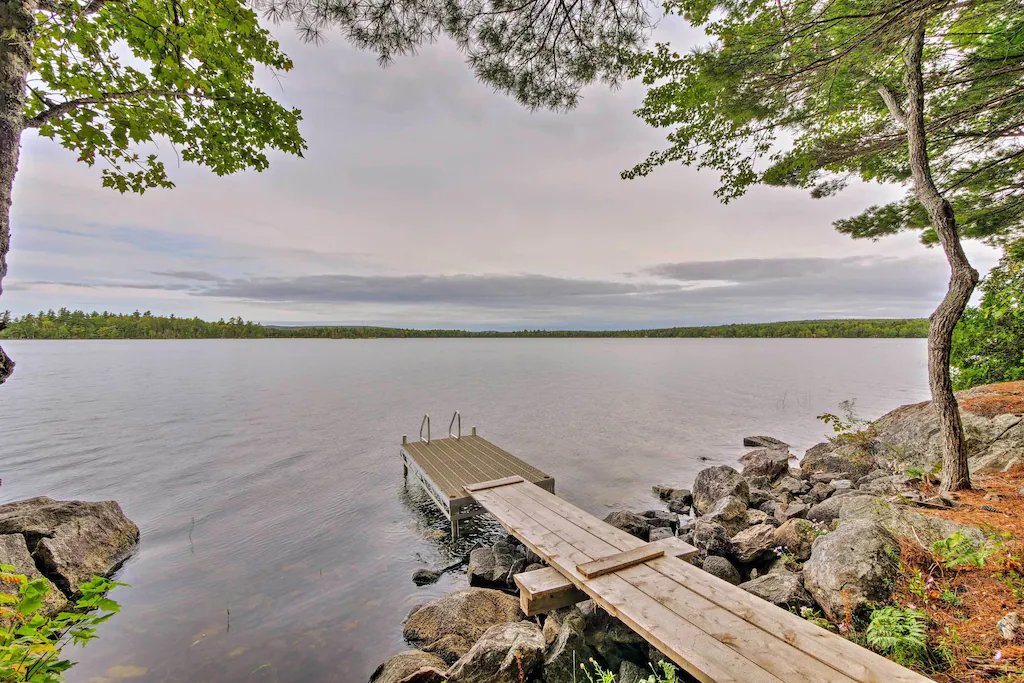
[471,426,477,436]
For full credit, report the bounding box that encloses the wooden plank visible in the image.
[472,484,783,683]
[577,544,665,578]
[514,567,588,616]
[463,476,525,493]
[513,537,697,615]
[490,483,857,683]
[508,481,933,683]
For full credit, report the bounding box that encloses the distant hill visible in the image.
[0,310,930,339]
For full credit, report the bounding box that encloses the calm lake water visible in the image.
[0,339,931,683]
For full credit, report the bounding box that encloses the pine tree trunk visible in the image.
[903,20,978,491]
[0,0,34,384]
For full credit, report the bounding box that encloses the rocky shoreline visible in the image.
[374,382,1024,683]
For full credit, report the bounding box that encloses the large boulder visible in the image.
[0,534,68,618]
[740,449,790,481]
[739,570,812,609]
[403,588,523,664]
[806,491,875,525]
[692,466,749,514]
[803,520,899,621]
[603,511,651,541]
[703,496,748,536]
[369,651,447,683]
[446,621,545,683]
[468,541,527,589]
[730,524,776,565]
[542,609,596,683]
[800,442,882,480]
[873,381,1024,473]
[838,494,984,546]
[0,498,139,599]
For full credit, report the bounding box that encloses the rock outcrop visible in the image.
[739,449,790,481]
[403,588,524,664]
[803,520,899,621]
[873,381,1024,473]
[0,497,138,613]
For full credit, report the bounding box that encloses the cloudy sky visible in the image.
[3,16,999,329]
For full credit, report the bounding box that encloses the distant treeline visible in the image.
[0,310,930,340]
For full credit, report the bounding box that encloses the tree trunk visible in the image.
[903,19,978,491]
[0,0,34,384]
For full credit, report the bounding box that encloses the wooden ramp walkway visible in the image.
[467,476,934,683]
[401,417,554,537]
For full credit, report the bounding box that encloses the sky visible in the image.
[2,16,1000,330]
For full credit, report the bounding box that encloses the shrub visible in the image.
[0,564,124,682]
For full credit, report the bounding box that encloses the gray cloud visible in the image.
[644,256,877,282]
[150,270,225,282]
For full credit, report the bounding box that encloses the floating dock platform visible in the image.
[401,412,554,537]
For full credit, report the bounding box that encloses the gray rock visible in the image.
[803,520,899,621]
[524,562,544,573]
[997,612,1022,641]
[702,555,741,585]
[447,621,545,683]
[0,498,139,599]
[603,511,651,541]
[857,469,890,485]
[730,524,776,565]
[832,479,854,491]
[666,488,693,507]
[369,651,447,683]
[775,476,808,495]
[468,541,527,589]
[0,534,68,617]
[779,502,809,521]
[745,508,770,526]
[807,482,835,504]
[859,475,913,496]
[748,488,773,507]
[692,466,749,514]
[579,603,648,671]
[641,510,678,529]
[811,472,849,484]
[667,497,692,515]
[838,494,985,546]
[403,588,524,664]
[618,661,648,683]
[649,527,675,542]
[542,610,596,683]
[740,449,791,481]
[872,382,1024,474]
[652,484,676,500]
[740,570,813,609]
[772,519,820,562]
[744,436,790,450]
[801,442,882,479]
[806,490,874,524]
[412,569,441,586]
[703,495,748,536]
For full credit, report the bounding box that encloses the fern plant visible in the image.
[931,533,999,569]
[865,607,929,665]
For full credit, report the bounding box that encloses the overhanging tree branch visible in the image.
[23,89,215,128]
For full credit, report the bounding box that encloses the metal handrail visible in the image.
[449,410,461,440]
[420,414,430,443]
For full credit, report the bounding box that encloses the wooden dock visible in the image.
[468,476,934,683]
[401,417,554,537]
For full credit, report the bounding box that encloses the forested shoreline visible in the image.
[0,310,929,339]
